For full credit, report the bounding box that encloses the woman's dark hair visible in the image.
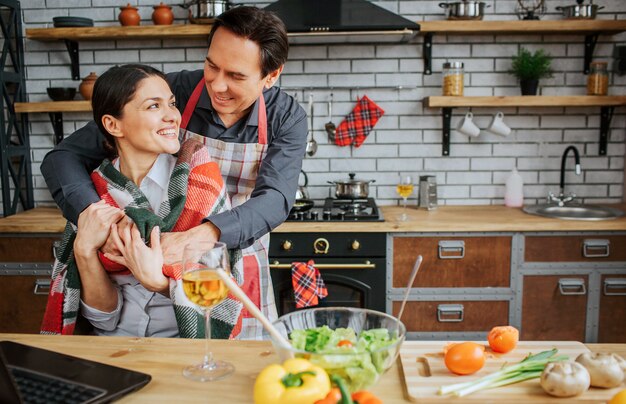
[91,64,168,158]
[208,6,288,78]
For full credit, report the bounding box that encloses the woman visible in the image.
[41,64,243,338]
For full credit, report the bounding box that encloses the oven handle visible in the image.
[270,260,375,269]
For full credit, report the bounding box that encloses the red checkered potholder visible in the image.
[334,95,385,147]
[291,260,328,309]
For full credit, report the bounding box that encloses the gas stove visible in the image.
[287,198,384,222]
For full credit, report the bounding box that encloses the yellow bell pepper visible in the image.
[254,358,331,404]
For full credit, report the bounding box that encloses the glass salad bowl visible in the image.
[270,307,406,392]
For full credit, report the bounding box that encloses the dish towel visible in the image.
[334,95,385,148]
[291,260,328,309]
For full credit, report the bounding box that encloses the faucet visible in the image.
[548,145,582,206]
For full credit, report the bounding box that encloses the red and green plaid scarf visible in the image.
[41,139,244,339]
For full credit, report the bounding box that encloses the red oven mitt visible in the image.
[291,260,328,309]
[334,95,384,147]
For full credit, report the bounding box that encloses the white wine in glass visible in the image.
[396,175,414,221]
[182,241,234,382]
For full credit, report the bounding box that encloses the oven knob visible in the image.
[338,211,345,220]
[323,211,332,220]
[351,240,360,251]
[310,211,319,220]
[281,240,293,251]
[313,238,330,254]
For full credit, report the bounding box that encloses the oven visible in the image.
[269,232,386,316]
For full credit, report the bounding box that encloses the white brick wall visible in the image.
[12,0,626,216]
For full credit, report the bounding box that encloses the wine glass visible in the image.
[181,241,234,381]
[396,175,414,221]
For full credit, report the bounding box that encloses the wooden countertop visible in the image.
[1,333,624,403]
[1,205,626,234]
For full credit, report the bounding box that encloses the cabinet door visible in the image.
[0,236,59,262]
[391,300,509,332]
[393,236,511,288]
[522,275,588,341]
[525,235,626,262]
[598,274,626,343]
[0,274,50,333]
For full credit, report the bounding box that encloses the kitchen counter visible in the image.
[1,205,626,234]
[1,333,624,403]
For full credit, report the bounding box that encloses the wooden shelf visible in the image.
[419,20,626,35]
[14,101,91,113]
[25,24,214,41]
[425,96,626,108]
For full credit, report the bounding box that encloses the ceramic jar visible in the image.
[152,2,174,25]
[79,72,98,100]
[119,3,140,26]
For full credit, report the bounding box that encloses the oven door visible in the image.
[269,257,386,316]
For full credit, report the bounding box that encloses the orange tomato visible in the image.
[444,342,485,375]
[487,326,519,353]
[337,339,353,348]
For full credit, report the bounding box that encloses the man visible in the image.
[40,6,307,339]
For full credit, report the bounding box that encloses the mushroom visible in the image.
[575,352,625,388]
[540,361,590,397]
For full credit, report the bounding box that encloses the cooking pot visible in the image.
[295,170,310,200]
[328,173,375,199]
[439,1,490,20]
[555,3,604,19]
[178,0,230,24]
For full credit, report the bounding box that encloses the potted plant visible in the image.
[508,47,553,95]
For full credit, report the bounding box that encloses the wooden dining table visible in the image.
[1,333,624,403]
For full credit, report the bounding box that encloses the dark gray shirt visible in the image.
[40,69,307,249]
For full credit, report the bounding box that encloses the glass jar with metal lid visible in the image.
[587,61,608,95]
[442,62,464,96]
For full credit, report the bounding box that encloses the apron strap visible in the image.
[180,79,268,146]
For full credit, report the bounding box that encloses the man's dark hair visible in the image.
[209,6,289,77]
[92,64,168,158]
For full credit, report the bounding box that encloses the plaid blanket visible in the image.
[41,139,244,339]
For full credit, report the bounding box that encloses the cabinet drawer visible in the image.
[0,273,50,333]
[521,275,587,341]
[525,235,626,262]
[393,236,511,288]
[391,300,509,332]
[598,274,626,343]
[0,236,60,263]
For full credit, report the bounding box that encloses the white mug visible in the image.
[486,111,511,137]
[456,112,480,137]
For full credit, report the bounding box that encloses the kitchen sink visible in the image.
[523,204,625,221]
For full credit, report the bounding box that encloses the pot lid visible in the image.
[335,173,373,184]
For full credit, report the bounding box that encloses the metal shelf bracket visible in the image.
[599,106,614,156]
[64,39,80,80]
[584,34,599,75]
[48,112,64,145]
[442,107,452,156]
[423,33,433,75]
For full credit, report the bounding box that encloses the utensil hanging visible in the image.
[325,93,337,141]
[305,93,318,157]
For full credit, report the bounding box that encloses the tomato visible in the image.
[488,326,519,353]
[444,342,485,375]
[609,389,626,404]
[337,340,353,348]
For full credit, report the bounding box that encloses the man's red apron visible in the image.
[180,80,277,340]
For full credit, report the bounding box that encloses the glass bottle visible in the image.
[587,62,608,95]
[442,62,464,96]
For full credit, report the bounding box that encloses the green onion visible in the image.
[438,348,569,397]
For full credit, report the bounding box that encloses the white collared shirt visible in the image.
[80,154,180,338]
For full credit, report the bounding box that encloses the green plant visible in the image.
[508,47,554,81]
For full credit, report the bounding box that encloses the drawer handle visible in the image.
[33,279,51,295]
[270,260,375,269]
[438,240,465,259]
[558,278,586,296]
[603,278,626,296]
[437,304,464,322]
[52,240,61,260]
[582,239,610,258]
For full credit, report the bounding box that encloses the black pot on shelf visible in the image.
[520,79,539,95]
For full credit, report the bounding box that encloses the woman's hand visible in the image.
[74,201,125,257]
[106,223,168,293]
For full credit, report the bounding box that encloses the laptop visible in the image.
[0,340,151,403]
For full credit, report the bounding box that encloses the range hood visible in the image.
[264,0,420,44]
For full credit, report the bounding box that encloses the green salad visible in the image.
[289,325,399,392]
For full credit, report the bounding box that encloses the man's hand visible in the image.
[74,201,125,257]
[106,223,168,293]
[160,222,221,265]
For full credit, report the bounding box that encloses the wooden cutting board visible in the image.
[399,341,624,403]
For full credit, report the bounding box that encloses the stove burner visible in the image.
[287,198,383,222]
[338,202,368,214]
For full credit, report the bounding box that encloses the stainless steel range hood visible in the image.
[264,0,420,44]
